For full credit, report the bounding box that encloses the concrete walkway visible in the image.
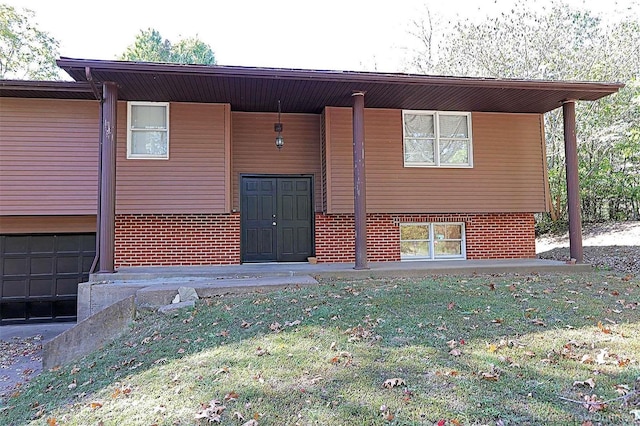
[92,258,589,282]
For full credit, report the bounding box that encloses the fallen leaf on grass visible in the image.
[580,354,594,364]
[224,391,239,401]
[241,320,252,328]
[195,399,226,422]
[233,411,244,421]
[573,378,596,389]
[217,330,230,338]
[89,402,103,409]
[449,349,462,357]
[480,372,500,381]
[269,322,282,332]
[597,321,611,334]
[447,302,455,310]
[531,318,547,326]
[255,347,269,356]
[47,418,58,426]
[630,409,640,421]
[242,420,259,426]
[582,394,607,412]
[383,378,406,389]
[446,339,457,349]
[382,409,395,421]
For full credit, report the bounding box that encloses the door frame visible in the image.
[239,173,315,263]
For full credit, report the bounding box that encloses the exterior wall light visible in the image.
[274,99,284,150]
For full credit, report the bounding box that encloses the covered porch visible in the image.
[53,58,623,272]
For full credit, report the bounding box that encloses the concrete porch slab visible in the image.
[91,259,591,282]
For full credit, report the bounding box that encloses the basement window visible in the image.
[403,110,473,167]
[400,223,466,260]
[127,102,170,159]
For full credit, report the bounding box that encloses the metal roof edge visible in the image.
[57,57,624,95]
[0,79,94,93]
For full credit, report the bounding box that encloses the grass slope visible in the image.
[2,272,639,425]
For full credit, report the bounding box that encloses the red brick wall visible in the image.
[315,212,535,263]
[115,213,240,267]
[113,212,534,267]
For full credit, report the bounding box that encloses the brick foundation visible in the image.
[115,213,240,267]
[113,212,534,267]
[315,212,535,263]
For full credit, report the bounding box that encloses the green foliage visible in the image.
[120,28,216,65]
[0,4,60,80]
[410,0,640,223]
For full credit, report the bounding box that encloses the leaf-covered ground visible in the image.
[1,271,639,425]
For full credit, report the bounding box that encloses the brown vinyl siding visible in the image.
[115,102,229,214]
[0,98,99,216]
[0,215,96,234]
[324,107,547,214]
[231,112,322,212]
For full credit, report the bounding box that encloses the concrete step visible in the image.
[135,275,318,307]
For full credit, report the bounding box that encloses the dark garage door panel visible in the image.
[0,233,95,325]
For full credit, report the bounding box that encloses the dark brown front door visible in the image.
[0,233,95,324]
[241,176,313,262]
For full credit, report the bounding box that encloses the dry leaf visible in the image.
[217,330,230,338]
[451,419,461,426]
[89,401,103,409]
[531,318,547,326]
[580,354,594,364]
[491,318,503,324]
[269,322,282,332]
[383,378,406,389]
[47,418,58,426]
[480,372,500,381]
[383,410,395,421]
[255,347,269,357]
[597,321,611,334]
[487,344,498,353]
[582,394,607,412]
[224,391,239,401]
[630,409,640,421]
[241,320,252,328]
[447,302,455,310]
[242,420,259,426]
[446,339,457,349]
[233,411,245,421]
[573,378,596,389]
[449,349,462,357]
[330,341,337,351]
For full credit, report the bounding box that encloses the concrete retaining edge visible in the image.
[43,295,136,370]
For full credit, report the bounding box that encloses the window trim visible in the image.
[400,222,466,261]
[402,110,473,168]
[126,101,170,160]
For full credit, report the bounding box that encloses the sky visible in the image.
[6,0,640,73]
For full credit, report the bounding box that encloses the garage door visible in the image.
[0,233,95,325]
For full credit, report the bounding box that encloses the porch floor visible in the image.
[91,258,590,283]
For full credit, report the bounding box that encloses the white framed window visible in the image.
[400,222,466,260]
[127,102,170,159]
[402,110,473,167]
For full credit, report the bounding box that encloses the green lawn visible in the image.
[2,271,639,425]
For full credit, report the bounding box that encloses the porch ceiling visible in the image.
[25,57,622,113]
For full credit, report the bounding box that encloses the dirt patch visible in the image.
[537,221,640,275]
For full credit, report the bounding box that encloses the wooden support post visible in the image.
[563,100,584,263]
[98,82,118,273]
[352,91,369,269]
